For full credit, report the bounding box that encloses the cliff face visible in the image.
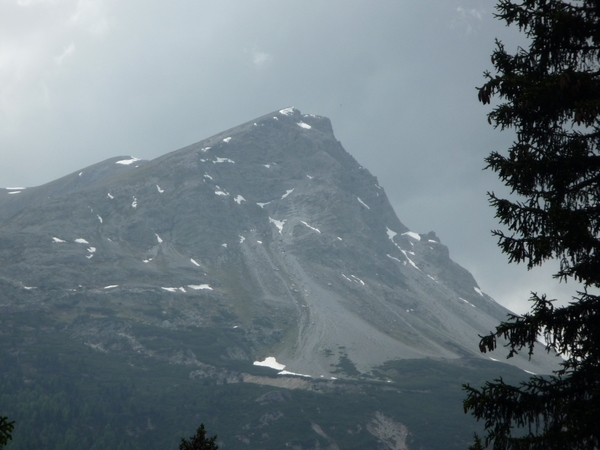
[0,107,558,377]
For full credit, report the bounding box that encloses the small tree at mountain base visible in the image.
[0,416,14,449]
[463,1,600,449]
[179,424,218,450]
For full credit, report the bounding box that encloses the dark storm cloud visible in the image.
[0,0,578,312]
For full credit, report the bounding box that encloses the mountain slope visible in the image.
[0,107,558,380]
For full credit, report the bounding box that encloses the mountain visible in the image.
[0,108,559,449]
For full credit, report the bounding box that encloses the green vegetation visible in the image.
[0,310,523,449]
[465,1,600,448]
[179,424,218,450]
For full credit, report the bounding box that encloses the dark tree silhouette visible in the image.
[0,416,14,449]
[463,1,600,449]
[179,423,218,450]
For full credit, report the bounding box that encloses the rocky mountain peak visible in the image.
[0,108,559,379]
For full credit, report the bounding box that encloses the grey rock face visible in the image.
[0,107,558,377]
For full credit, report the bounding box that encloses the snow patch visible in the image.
[107,193,114,199]
[161,287,178,293]
[187,284,213,290]
[190,258,200,267]
[201,146,211,152]
[357,197,370,209]
[222,137,232,143]
[156,185,164,193]
[97,215,103,223]
[387,254,402,264]
[74,238,89,244]
[474,287,484,297]
[6,187,25,190]
[281,188,294,199]
[386,227,397,240]
[87,247,96,253]
[257,201,270,208]
[104,285,118,289]
[350,275,365,286]
[307,175,314,179]
[297,121,311,129]
[116,157,140,165]
[239,235,245,243]
[300,221,321,233]
[53,237,66,243]
[269,217,286,234]
[460,297,476,308]
[279,107,295,116]
[253,357,286,370]
[222,243,227,248]
[234,195,246,204]
[214,157,235,164]
[215,189,229,196]
[155,233,163,243]
[131,197,137,208]
[278,370,311,378]
[263,164,271,168]
[402,231,421,241]
[400,250,420,271]
[203,173,213,180]
[7,191,20,194]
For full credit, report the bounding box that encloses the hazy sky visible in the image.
[0,0,581,313]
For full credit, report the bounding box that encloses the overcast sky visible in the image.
[0,0,582,314]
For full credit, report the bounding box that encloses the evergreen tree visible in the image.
[179,424,218,450]
[0,416,14,449]
[463,1,600,449]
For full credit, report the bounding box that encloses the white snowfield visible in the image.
[281,189,294,199]
[402,231,421,241]
[279,107,295,116]
[213,157,234,164]
[253,357,312,378]
[269,217,286,234]
[74,238,89,244]
[297,122,311,129]
[300,221,321,233]
[115,157,140,165]
[357,197,370,209]
[254,357,285,370]
[187,284,212,290]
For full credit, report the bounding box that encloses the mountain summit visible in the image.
[0,107,557,378]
